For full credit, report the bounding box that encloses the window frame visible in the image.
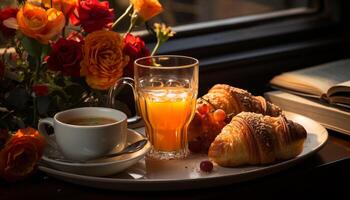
[137,0,321,39]
[142,0,330,51]
[139,0,350,95]
[160,0,320,37]
[144,0,336,63]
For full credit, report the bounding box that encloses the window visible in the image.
[1,1,319,34]
[122,0,348,96]
[112,0,318,35]
[156,0,311,26]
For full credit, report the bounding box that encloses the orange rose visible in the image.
[80,30,129,90]
[131,0,163,21]
[17,2,65,44]
[0,127,46,182]
[42,0,77,17]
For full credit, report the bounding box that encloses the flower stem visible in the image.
[126,11,137,35]
[34,57,40,83]
[151,39,162,56]
[33,96,38,126]
[126,25,133,35]
[62,18,69,37]
[32,57,41,126]
[112,4,133,30]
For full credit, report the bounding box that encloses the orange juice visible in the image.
[138,87,196,154]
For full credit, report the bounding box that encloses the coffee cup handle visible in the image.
[108,77,141,124]
[38,118,58,149]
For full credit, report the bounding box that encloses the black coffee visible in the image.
[65,117,118,126]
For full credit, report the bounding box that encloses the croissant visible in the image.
[188,84,282,153]
[208,112,307,167]
[200,84,282,116]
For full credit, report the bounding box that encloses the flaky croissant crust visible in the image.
[188,84,282,153]
[201,84,282,117]
[208,112,307,167]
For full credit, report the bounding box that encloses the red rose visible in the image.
[70,0,114,33]
[32,84,49,96]
[0,7,18,38]
[66,31,84,43]
[123,33,150,76]
[47,38,82,77]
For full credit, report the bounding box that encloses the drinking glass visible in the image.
[108,55,198,159]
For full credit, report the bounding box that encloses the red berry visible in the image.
[213,109,226,122]
[200,160,213,172]
[197,103,209,115]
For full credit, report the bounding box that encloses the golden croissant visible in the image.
[188,84,282,153]
[208,112,307,167]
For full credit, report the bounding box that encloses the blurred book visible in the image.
[265,91,350,135]
[270,59,350,107]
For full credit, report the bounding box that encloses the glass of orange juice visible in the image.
[108,55,198,159]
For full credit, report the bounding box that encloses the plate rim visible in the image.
[41,129,151,167]
[38,111,329,187]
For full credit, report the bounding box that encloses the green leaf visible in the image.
[12,116,25,129]
[37,96,50,115]
[5,86,29,110]
[41,44,51,61]
[65,84,85,102]
[21,36,42,58]
[17,0,26,5]
[50,89,68,102]
[28,55,38,70]
[54,75,66,87]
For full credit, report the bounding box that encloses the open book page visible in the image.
[327,80,350,96]
[265,91,350,135]
[327,80,350,105]
[270,59,350,97]
[270,74,329,96]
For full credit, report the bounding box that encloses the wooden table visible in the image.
[1,130,350,199]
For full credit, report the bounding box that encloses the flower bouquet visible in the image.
[0,0,174,181]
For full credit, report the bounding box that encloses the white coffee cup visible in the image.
[38,107,127,161]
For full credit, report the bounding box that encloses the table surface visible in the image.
[1,129,350,199]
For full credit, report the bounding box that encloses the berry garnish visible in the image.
[213,109,226,122]
[200,160,213,172]
[197,103,209,115]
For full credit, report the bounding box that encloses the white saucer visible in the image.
[40,129,151,177]
[38,112,328,190]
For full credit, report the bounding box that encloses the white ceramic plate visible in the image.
[40,129,151,176]
[39,111,328,190]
